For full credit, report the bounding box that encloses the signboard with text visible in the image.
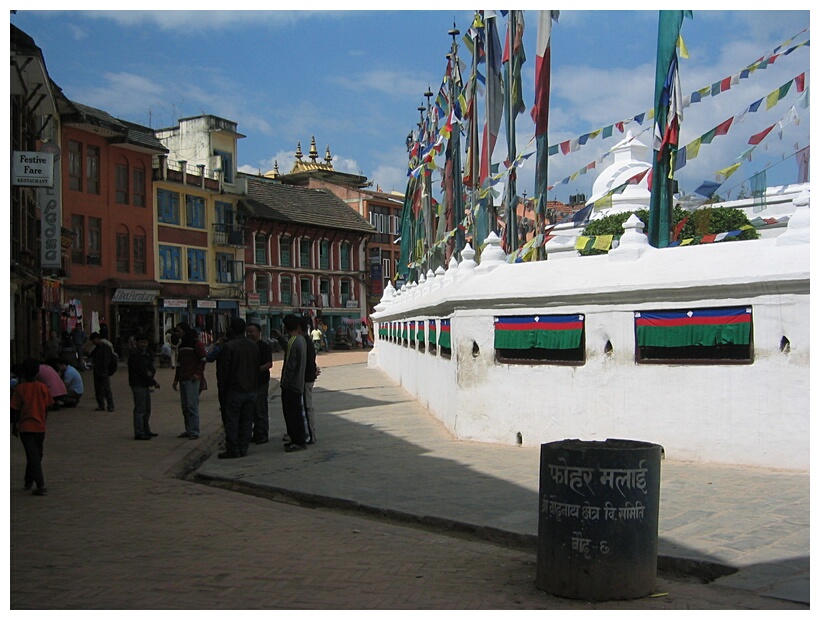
[13,151,54,186]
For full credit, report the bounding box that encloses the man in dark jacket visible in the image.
[128,335,159,440]
[216,318,259,459]
[89,332,116,411]
[246,323,273,445]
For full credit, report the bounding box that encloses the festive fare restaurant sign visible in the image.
[12,151,54,186]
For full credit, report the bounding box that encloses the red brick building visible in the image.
[59,101,168,354]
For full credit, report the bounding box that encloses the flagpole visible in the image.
[505,11,519,253]
[448,24,466,259]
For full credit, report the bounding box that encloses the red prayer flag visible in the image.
[720,76,732,91]
[714,117,733,136]
[560,140,570,154]
[749,124,776,145]
[701,234,717,243]
[795,72,805,92]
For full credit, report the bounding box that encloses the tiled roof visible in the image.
[116,119,168,152]
[64,100,167,152]
[241,175,375,235]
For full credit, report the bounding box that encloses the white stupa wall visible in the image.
[370,193,810,471]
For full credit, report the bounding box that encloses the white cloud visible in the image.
[82,10,309,32]
[67,23,88,40]
[330,70,431,99]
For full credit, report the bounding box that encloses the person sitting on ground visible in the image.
[55,358,84,408]
[36,360,67,410]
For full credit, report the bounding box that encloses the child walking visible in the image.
[11,358,54,495]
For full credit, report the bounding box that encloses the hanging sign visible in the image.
[13,151,54,186]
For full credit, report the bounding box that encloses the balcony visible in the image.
[213,223,247,247]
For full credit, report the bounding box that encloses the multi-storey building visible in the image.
[152,115,246,344]
[10,25,64,364]
[238,171,374,337]
[270,137,403,316]
[59,101,168,355]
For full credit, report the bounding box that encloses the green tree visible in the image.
[579,206,759,256]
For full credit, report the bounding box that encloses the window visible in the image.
[71,215,84,264]
[494,315,586,365]
[280,276,292,305]
[186,195,206,229]
[214,149,233,183]
[115,161,129,204]
[279,236,291,267]
[382,258,392,280]
[217,253,242,283]
[159,245,182,280]
[116,227,130,272]
[187,248,207,282]
[255,233,267,265]
[157,189,180,224]
[319,279,330,307]
[389,215,399,235]
[86,145,100,194]
[300,277,312,306]
[340,279,350,306]
[340,243,351,271]
[132,165,146,207]
[68,141,82,191]
[319,240,330,270]
[300,238,312,268]
[439,319,451,358]
[635,307,753,364]
[88,217,102,266]
[255,273,270,304]
[133,229,147,274]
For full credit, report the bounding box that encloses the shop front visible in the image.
[160,298,239,347]
[111,287,160,357]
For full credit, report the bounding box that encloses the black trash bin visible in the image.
[536,438,663,601]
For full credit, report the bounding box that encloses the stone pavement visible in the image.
[9,349,809,609]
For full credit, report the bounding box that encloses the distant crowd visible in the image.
[11,313,330,496]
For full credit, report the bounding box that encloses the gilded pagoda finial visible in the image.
[325,145,333,167]
[309,136,319,161]
[295,141,303,161]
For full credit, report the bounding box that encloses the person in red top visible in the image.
[11,358,54,495]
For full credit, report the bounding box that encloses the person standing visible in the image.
[172,323,207,440]
[11,358,54,495]
[246,323,273,445]
[279,314,308,452]
[128,335,159,440]
[71,324,87,370]
[310,324,323,352]
[88,332,116,411]
[43,330,61,361]
[360,320,371,348]
[215,318,259,459]
[301,317,321,445]
[56,359,84,407]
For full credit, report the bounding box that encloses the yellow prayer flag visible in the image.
[686,137,702,159]
[677,34,689,59]
[592,235,613,251]
[716,162,741,180]
[575,236,591,251]
[766,90,779,110]
[594,193,612,209]
[680,238,694,246]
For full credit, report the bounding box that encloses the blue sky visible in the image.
[10,8,811,204]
